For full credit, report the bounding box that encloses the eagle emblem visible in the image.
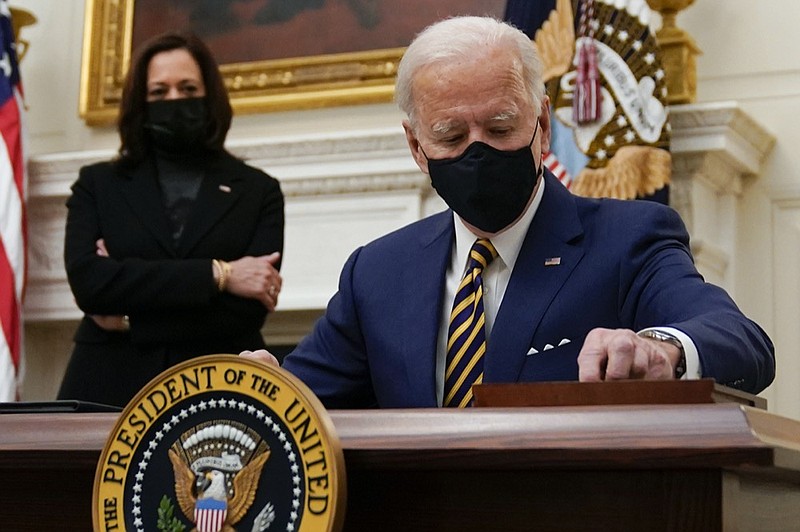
[93,356,344,531]
[535,0,672,199]
[168,420,271,532]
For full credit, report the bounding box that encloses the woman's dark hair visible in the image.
[117,31,232,165]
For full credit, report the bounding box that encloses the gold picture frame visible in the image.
[79,0,417,126]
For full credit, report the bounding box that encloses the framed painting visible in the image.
[79,0,507,126]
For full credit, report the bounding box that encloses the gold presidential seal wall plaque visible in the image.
[92,355,345,532]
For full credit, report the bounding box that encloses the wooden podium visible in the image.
[2,386,800,531]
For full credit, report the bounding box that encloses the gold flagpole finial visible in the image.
[10,7,37,63]
[645,0,701,104]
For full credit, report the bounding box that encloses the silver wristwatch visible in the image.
[637,329,687,378]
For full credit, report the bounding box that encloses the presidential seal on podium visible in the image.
[92,355,345,532]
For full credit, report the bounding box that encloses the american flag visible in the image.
[543,150,572,189]
[0,1,26,402]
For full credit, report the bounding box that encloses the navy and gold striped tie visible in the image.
[444,238,498,408]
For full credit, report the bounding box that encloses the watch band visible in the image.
[637,329,687,378]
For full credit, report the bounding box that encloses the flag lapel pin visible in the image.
[544,257,561,266]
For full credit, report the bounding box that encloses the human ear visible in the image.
[538,97,552,154]
[403,119,430,175]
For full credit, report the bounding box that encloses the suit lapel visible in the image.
[484,174,586,382]
[401,212,453,407]
[177,156,243,257]
[119,159,177,256]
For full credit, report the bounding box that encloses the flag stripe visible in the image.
[0,123,24,293]
[0,238,20,356]
[543,151,572,189]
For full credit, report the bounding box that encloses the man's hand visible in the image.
[240,349,281,367]
[578,328,679,382]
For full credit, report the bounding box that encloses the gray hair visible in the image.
[395,16,545,125]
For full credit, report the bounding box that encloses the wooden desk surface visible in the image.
[2,404,800,531]
[1,403,798,472]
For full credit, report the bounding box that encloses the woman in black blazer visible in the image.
[58,32,285,407]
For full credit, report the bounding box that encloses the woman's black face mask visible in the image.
[423,121,541,233]
[144,97,208,153]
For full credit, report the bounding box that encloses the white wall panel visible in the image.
[770,197,800,419]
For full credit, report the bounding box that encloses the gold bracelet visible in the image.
[220,260,231,292]
[212,259,222,290]
[213,259,232,292]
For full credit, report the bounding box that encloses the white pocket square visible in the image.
[527,339,571,356]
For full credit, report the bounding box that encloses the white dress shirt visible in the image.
[435,178,545,405]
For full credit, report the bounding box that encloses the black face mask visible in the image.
[424,122,541,234]
[144,97,208,153]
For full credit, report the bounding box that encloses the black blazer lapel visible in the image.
[485,174,585,382]
[177,156,243,257]
[119,159,177,256]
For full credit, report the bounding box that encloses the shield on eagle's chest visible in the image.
[194,498,228,532]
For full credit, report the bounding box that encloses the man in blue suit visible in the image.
[244,16,774,408]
